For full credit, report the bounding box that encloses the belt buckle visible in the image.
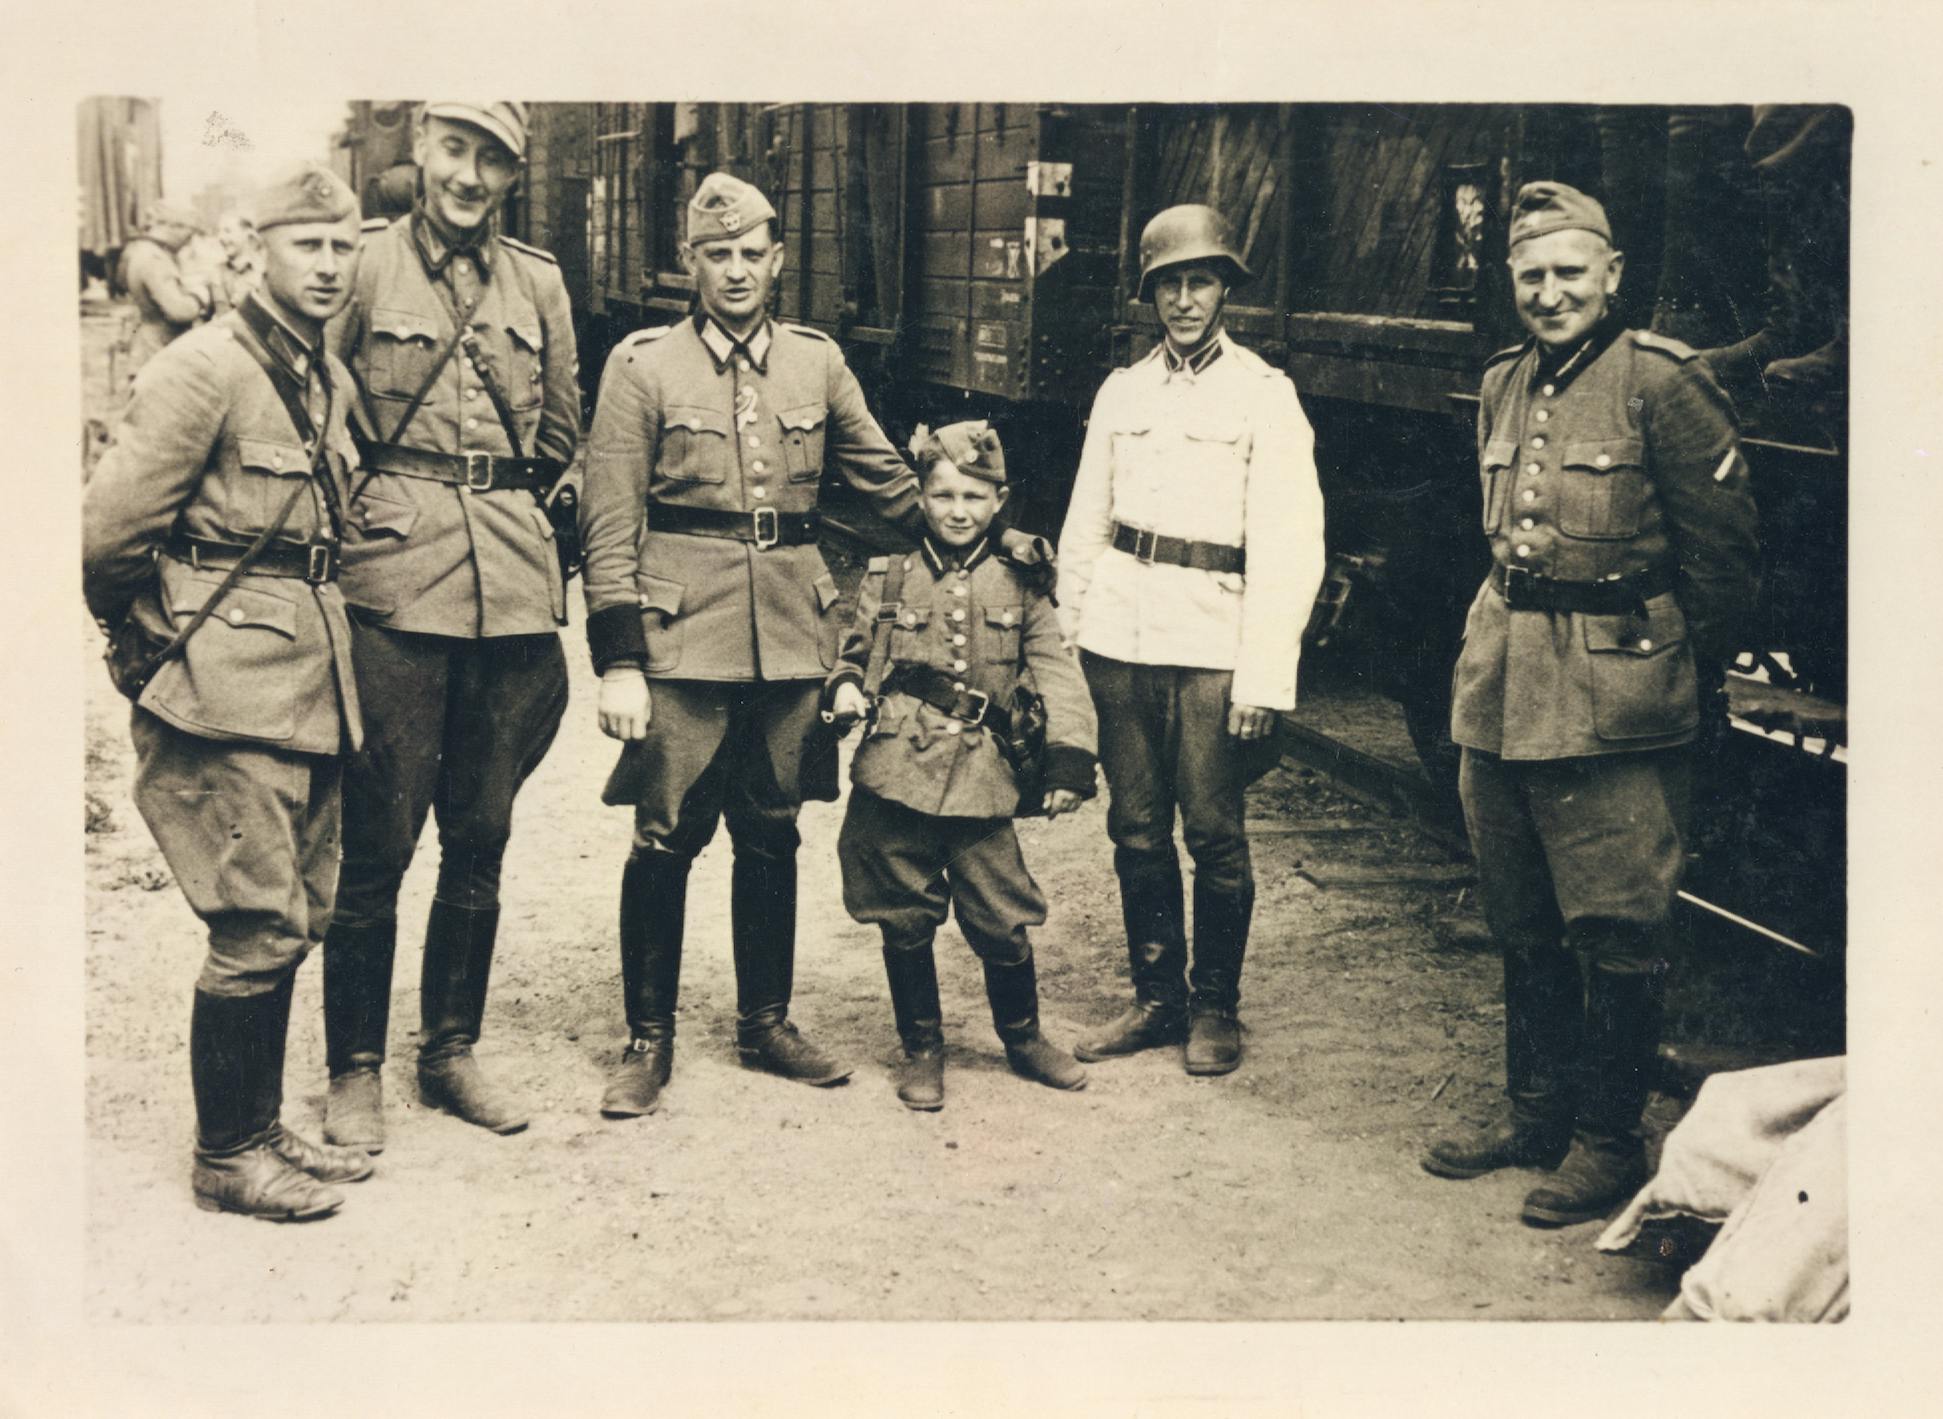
[1501,564,1535,609]
[464,451,493,491]
[752,506,781,549]
[963,688,991,725]
[1132,528,1157,564]
[306,544,334,584]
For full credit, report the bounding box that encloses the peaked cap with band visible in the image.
[687,172,778,244]
[912,420,1006,485]
[1507,181,1614,249]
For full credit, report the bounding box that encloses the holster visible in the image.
[101,596,173,701]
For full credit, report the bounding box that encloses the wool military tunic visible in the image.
[84,296,362,754]
[827,537,1098,820]
[329,214,580,635]
[1450,325,1760,761]
[581,314,925,682]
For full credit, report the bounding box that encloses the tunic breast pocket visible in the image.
[495,320,545,410]
[363,307,445,400]
[982,604,1023,665]
[888,604,933,661]
[1480,439,1517,534]
[656,406,731,486]
[225,436,314,539]
[1559,438,1650,540]
[1184,420,1248,472]
[1109,421,1154,477]
[779,404,828,482]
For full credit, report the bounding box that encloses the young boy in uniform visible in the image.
[824,422,1098,1110]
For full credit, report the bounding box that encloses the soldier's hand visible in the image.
[1042,787,1083,818]
[1227,703,1276,742]
[598,668,653,741]
[829,681,870,731]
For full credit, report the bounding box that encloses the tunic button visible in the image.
[1526,463,1541,475]
[1531,436,1546,449]
[737,357,751,371]
[1534,409,1550,423]
[950,585,965,597]
[1002,612,1014,626]
[1523,489,1537,503]
[957,569,968,579]
[952,681,966,692]
[1595,454,1612,468]
[1638,639,1654,652]
[465,417,479,430]
[753,460,766,473]
[456,260,469,274]
[951,609,965,622]
[466,389,479,400]
[752,486,767,499]
[946,722,961,736]
[1520,518,1534,530]
[746,436,761,449]
[952,634,967,647]
[1541,383,1555,397]
[1516,544,1532,557]
[228,608,245,625]
[903,558,913,571]
[902,613,916,627]
[953,659,966,671]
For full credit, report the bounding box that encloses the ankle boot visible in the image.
[322,917,396,1151]
[1523,957,1662,1227]
[417,901,528,1134]
[1424,939,1580,1178]
[190,977,346,1220]
[602,852,688,1118]
[732,847,851,1085]
[982,951,1086,1092]
[1186,877,1250,1075]
[883,939,945,1111]
[1075,847,1188,1062]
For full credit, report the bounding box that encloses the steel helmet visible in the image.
[1136,204,1251,301]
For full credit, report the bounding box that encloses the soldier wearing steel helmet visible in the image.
[580,172,1048,1119]
[84,162,373,1220]
[1420,182,1760,1227]
[1057,204,1327,1077]
[320,100,581,1151]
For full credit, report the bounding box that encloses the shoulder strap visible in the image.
[862,553,910,697]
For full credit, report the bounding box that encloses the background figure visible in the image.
[115,199,210,376]
[209,212,265,316]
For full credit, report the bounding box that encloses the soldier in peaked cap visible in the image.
[1420,181,1760,1227]
[824,421,1098,1111]
[1058,204,1327,1079]
[580,172,1049,1119]
[320,98,580,1152]
[84,160,374,1220]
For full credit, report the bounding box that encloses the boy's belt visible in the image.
[1111,521,1245,574]
[648,503,821,549]
[366,441,555,493]
[1490,562,1676,615]
[881,664,995,726]
[168,533,339,584]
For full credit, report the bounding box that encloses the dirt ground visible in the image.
[81,574,1687,1324]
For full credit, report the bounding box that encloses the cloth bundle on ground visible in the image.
[1597,1055,1846,1322]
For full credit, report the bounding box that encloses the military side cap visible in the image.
[1507,181,1613,248]
[912,420,1006,485]
[422,101,529,159]
[687,172,777,244]
[249,161,358,231]
[146,199,200,229]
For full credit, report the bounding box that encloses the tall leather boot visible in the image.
[321,917,396,1151]
[882,937,945,1111]
[601,851,688,1118]
[417,901,528,1134]
[191,975,366,1220]
[1423,940,1580,1178]
[1523,955,1663,1227]
[1075,846,1189,1061]
[1185,875,1251,1076]
[981,948,1087,1092]
[731,847,851,1085]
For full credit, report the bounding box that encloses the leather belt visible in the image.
[881,664,995,726]
[648,503,820,549]
[1111,521,1246,574]
[367,441,557,493]
[1490,562,1676,615]
[168,534,340,584]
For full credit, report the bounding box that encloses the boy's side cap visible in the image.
[910,420,1006,485]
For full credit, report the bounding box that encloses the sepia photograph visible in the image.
[9,0,1939,1412]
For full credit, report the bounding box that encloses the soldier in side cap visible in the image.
[117,198,212,376]
[84,161,373,1220]
[320,99,581,1151]
[823,422,1098,1110]
[1057,204,1327,1078]
[580,173,1051,1119]
[1420,181,1760,1227]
